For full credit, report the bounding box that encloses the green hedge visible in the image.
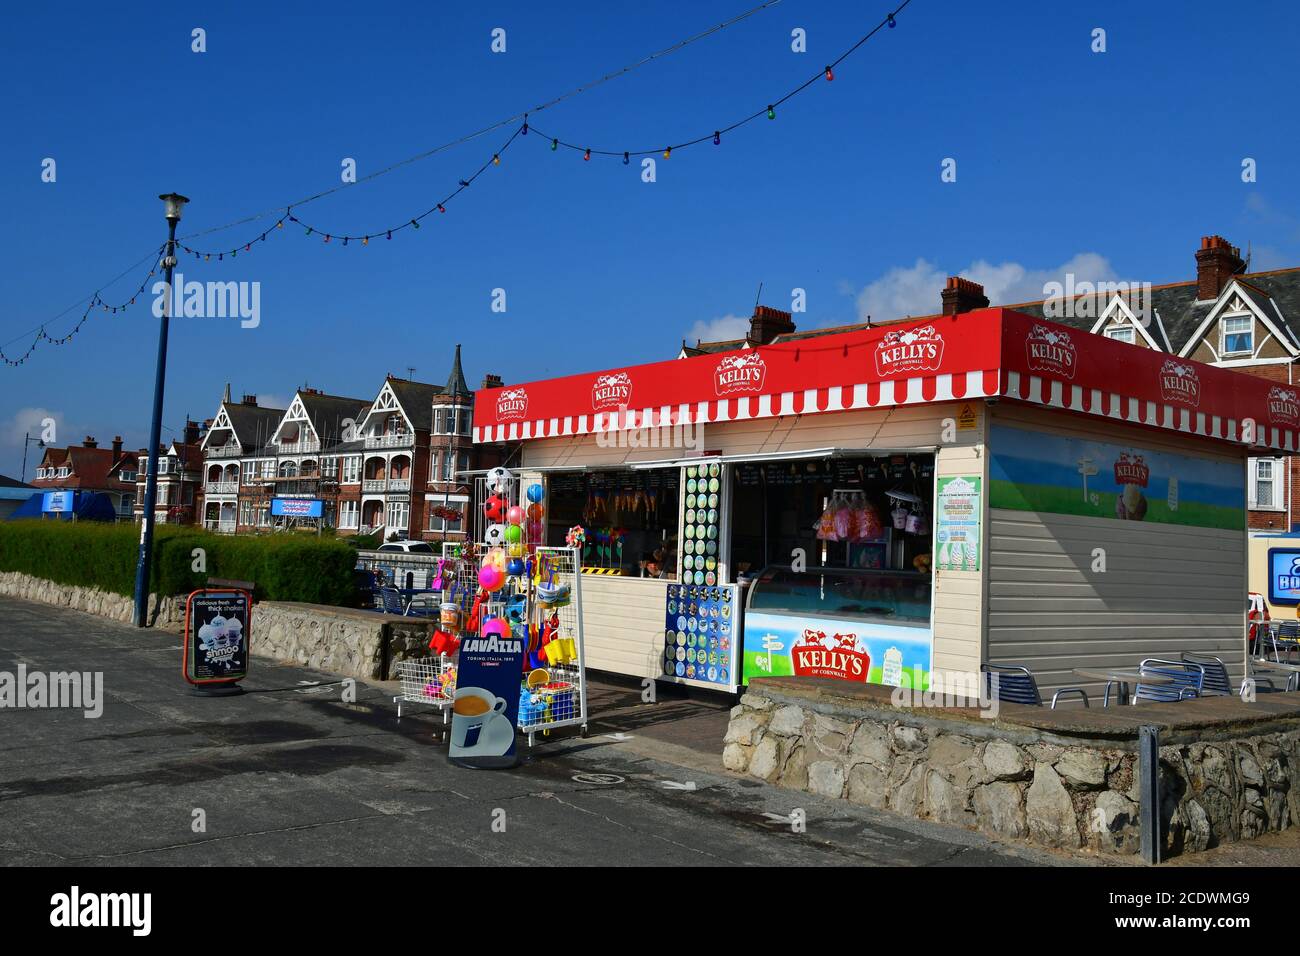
[0,520,357,606]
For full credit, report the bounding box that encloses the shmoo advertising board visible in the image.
[184,590,251,685]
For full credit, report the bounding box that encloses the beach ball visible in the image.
[506,557,525,576]
[504,524,523,544]
[484,495,505,522]
[482,617,509,638]
[526,520,543,542]
[506,505,526,526]
[487,466,513,490]
[478,564,505,592]
[526,483,545,503]
[526,502,544,521]
[481,547,507,570]
[508,541,525,558]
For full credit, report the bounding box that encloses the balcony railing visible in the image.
[204,519,237,534]
[362,479,388,493]
[205,482,239,495]
[278,439,321,454]
[388,479,411,492]
[364,433,412,449]
[207,444,242,458]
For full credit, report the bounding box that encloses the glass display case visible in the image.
[741,565,933,688]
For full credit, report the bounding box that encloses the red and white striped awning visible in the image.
[474,309,1292,453]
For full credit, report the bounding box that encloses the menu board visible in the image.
[935,476,982,572]
[663,582,739,690]
[680,463,722,586]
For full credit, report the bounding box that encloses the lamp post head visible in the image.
[159,193,189,222]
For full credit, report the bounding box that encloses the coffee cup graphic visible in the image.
[450,687,509,752]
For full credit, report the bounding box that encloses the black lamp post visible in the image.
[133,192,188,627]
[20,432,44,484]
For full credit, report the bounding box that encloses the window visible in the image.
[257,507,271,527]
[240,501,253,526]
[386,500,409,532]
[428,496,467,533]
[1104,326,1136,344]
[1251,458,1285,511]
[260,459,275,479]
[121,470,136,482]
[120,494,134,514]
[439,450,469,481]
[339,500,359,529]
[342,456,361,483]
[57,467,70,478]
[1222,315,1253,355]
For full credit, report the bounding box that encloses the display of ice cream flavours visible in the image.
[680,463,722,586]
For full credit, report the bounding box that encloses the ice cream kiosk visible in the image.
[474,309,1266,699]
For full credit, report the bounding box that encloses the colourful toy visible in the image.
[481,617,510,639]
[506,557,525,576]
[506,505,526,526]
[484,495,505,522]
[504,524,523,544]
[527,503,544,521]
[478,564,505,592]
[526,483,545,503]
[428,628,460,656]
[565,524,586,549]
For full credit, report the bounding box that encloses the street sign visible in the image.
[184,589,251,686]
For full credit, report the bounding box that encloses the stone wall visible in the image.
[725,678,1300,857]
[0,572,437,681]
[0,571,186,627]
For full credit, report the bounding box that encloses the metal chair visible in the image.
[1273,621,1300,664]
[981,662,1089,709]
[1134,659,1204,703]
[377,586,406,616]
[1179,652,1232,696]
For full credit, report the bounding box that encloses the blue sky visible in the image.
[3,0,1299,477]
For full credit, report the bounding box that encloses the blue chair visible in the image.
[981,663,1089,709]
[377,587,406,616]
[1180,652,1232,696]
[1134,659,1203,703]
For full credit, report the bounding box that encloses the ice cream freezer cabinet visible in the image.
[741,565,933,689]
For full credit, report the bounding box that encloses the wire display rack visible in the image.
[392,654,456,722]
[518,546,588,745]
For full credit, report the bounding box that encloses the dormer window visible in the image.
[1221,315,1253,355]
[1104,326,1136,345]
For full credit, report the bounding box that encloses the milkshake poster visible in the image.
[184,590,250,684]
[935,476,982,572]
[988,423,1244,530]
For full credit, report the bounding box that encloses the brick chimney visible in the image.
[241,393,257,405]
[1195,235,1245,301]
[184,419,201,445]
[82,436,97,448]
[748,305,796,346]
[481,374,503,390]
[111,436,123,456]
[941,277,989,316]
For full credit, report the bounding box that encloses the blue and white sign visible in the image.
[1267,548,1300,606]
[270,498,322,518]
[42,491,74,513]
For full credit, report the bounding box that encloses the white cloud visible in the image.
[2,407,68,447]
[852,252,1128,322]
[684,314,750,346]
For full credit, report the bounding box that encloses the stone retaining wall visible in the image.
[0,572,436,681]
[0,571,185,626]
[726,678,1300,857]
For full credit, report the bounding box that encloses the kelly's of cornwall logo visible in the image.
[1268,386,1300,427]
[714,352,767,396]
[874,326,944,377]
[592,372,633,411]
[495,387,529,422]
[790,629,871,682]
[1113,452,1150,487]
[1025,324,1078,380]
[1158,360,1201,408]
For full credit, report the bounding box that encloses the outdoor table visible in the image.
[400,590,440,617]
[1251,658,1300,691]
[1072,667,1176,707]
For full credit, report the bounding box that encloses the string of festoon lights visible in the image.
[0,248,163,366]
[3,1,911,366]
[175,2,909,258]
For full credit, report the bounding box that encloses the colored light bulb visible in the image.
[623,151,629,165]
[713,131,720,145]
[584,148,591,161]
[888,14,895,27]
[825,66,834,81]
[411,219,420,229]
[493,154,500,165]
[551,138,558,151]
[438,204,445,213]
[767,105,775,120]
[663,146,671,159]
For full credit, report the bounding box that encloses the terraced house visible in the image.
[197,347,503,541]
